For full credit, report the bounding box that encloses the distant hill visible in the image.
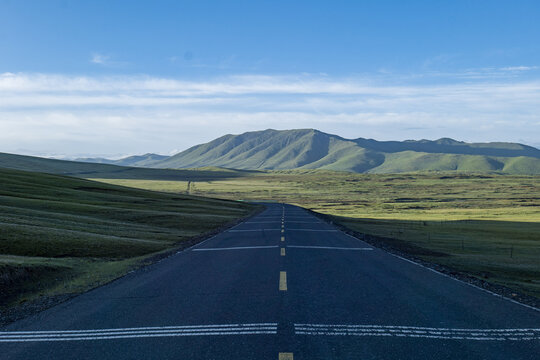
[150,129,540,174]
[3,129,539,175]
[76,153,168,167]
[0,152,258,181]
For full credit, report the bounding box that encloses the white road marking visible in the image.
[286,229,339,232]
[287,245,373,251]
[187,210,271,251]
[228,229,281,232]
[284,221,322,224]
[294,324,540,341]
[244,221,281,224]
[0,323,278,342]
[193,245,279,251]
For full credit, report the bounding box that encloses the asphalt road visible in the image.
[1,203,539,359]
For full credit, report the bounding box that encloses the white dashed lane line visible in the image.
[284,221,322,223]
[7,323,537,342]
[287,245,373,251]
[244,221,282,224]
[193,245,279,251]
[0,324,278,342]
[294,324,540,341]
[228,229,281,232]
[286,229,339,232]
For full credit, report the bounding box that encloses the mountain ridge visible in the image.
[150,129,540,174]
[76,153,168,167]
[2,129,539,175]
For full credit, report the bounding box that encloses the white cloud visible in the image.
[0,72,539,156]
[91,53,110,65]
[499,66,538,72]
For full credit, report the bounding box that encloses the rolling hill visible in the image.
[76,153,167,167]
[2,129,539,175]
[0,166,256,308]
[150,129,540,174]
[0,152,258,181]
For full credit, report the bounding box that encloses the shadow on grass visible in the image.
[313,212,540,306]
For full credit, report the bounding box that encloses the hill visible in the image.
[3,129,540,175]
[0,152,258,181]
[76,153,168,167]
[150,129,540,174]
[0,167,256,309]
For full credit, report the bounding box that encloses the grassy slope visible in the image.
[3,135,540,176]
[95,170,540,298]
[0,152,126,174]
[369,151,540,174]
[77,153,168,167]
[0,167,257,308]
[150,129,540,174]
[0,152,260,181]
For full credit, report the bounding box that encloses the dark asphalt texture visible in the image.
[1,203,539,359]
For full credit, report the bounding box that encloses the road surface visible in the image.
[1,203,539,359]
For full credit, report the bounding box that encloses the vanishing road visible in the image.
[2,203,539,359]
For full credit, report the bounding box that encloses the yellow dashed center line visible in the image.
[279,271,287,291]
[279,353,294,360]
[279,211,290,358]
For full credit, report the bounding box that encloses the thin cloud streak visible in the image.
[1,73,540,109]
[0,72,539,155]
[91,53,110,65]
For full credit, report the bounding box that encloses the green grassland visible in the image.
[0,167,257,308]
[95,170,540,298]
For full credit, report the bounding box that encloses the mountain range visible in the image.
[144,129,540,174]
[2,129,540,174]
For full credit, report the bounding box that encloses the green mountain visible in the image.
[151,129,540,174]
[2,129,539,175]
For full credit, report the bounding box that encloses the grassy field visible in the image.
[0,168,257,309]
[95,170,540,298]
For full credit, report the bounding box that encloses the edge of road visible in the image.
[304,207,540,313]
[0,204,267,328]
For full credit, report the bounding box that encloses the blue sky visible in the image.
[1,0,539,157]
